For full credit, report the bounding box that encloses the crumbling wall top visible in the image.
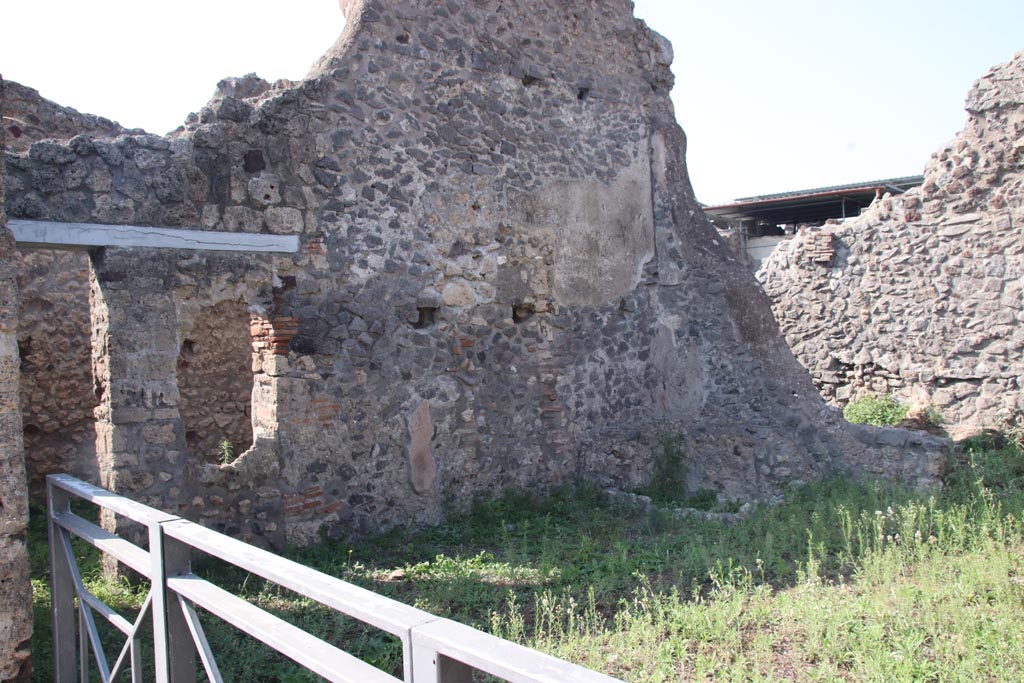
[759,49,1024,427]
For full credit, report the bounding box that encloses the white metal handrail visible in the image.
[47,473,624,683]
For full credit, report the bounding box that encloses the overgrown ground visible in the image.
[29,433,1024,682]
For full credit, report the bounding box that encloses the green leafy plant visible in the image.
[644,430,688,504]
[682,488,719,511]
[922,405,945,428]
[843,393,908,427]
[217,438,236,465]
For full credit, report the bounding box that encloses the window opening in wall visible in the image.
[176,299,254,464]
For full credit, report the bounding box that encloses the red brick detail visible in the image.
[251,316,300,355]
[302,235,327,256]
[310,396,340,426]
[806,232,835,265]
[283,485,341,518]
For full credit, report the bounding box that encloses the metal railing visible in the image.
[46,474,624,683]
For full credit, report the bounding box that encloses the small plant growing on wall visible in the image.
[997,410,1024,451]
[217,438,236,465]
[843,394,908,427]
[922,405,945,428]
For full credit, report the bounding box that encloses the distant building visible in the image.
[704,176,923,269]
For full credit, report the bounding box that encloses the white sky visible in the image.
[2,1,1022,205]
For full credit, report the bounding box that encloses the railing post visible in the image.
[151,519,195,683]
[410,640,473,683]
[438,655,474,683]
[78,608,88,683]
[47,478,77,683]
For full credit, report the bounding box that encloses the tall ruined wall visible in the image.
[0,76,34,683]
[2,83,130,489]
[759,50,1024,428]
[3,0,943,547]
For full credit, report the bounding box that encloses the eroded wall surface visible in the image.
[759,50,1024,428]
[3,0,944,547]
[0,76,33,683]
[2,80,140,155]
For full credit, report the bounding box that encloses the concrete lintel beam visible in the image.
[9,219,299,253]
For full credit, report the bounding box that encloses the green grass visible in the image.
[29,438,1024,682]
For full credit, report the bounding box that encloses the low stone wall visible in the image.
[759,50,1024,429]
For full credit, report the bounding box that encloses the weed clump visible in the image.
[843,393,908,426]
[642,431,688,505]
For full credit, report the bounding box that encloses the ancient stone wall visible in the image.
[759,50,1024,428]
[2,82,132,490]
[17,250,98,487]
[2,80,138,155]
[0,76,33,683]
[176,298,254,462]
[3,0,945,548]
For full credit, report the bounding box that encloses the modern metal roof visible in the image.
[704,175,924,226]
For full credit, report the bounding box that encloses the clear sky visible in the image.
[2,1,1022,205]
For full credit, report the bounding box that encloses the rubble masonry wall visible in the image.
[0,75,33,683]
[759,50,1024,429]
[3,0,944,548]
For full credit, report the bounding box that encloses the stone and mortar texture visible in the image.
[0,76,34,683]
[3,0,946,551]
[2,83,131,491]
[6,83,251,489]
[759,50,1024,429]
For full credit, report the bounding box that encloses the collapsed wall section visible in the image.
[1,80,139,156]
[759,50,1024,428]
[3,0,945,547]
